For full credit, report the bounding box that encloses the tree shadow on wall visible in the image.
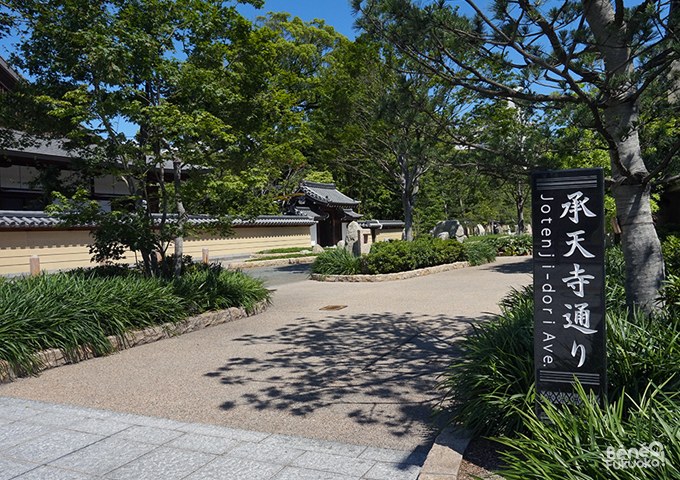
[205,311,494,447]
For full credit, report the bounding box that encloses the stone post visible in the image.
[202,247,209,264]
[29,255,40,276]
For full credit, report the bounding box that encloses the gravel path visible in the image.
[0,256,531,455]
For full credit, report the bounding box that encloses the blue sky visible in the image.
[238,0,358,39]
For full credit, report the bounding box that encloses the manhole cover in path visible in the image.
[320,305,347,311]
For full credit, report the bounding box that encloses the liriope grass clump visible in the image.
[0,262,270,379]
[0,272,184,376]
[311,248,362,276]
[172,264,271,313]
[435,242,680,440]
[496,382,680,480]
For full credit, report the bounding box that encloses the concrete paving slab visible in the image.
[224,441,306,464]
[271,467,357,480]
[0,455,38,480]
[291,451,375,477]
[13,465,96,479]
[67,417,131,436]
[1,428,103,464]
[165,432,241,454]
[183,456,283,480]
[49,437,155,476]
[105,446,215,480]
[262,433,367,457]
[0,422,55,451]
[111,424,184,445]
[363,461,421,480]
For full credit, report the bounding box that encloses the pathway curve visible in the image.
[0,256,531,474]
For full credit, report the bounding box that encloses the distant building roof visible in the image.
[297,181,360,207]
[0,131,82,163]
[0,56,21,93]
[0,211,315,230]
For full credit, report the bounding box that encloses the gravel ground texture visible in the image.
[458,437,508,479]
[0,256,531,456]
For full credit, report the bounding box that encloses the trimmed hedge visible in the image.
[361,237,467,274]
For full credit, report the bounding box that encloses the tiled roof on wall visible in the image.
[0,211,315,229]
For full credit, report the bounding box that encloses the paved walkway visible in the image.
[0,396,425,479]
[0,256,532,479]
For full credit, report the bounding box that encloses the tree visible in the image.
[7,0,262,277]
[353,0,680,308]
[313,37,454,240]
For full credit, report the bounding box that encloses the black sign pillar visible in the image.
[532,168,606,414]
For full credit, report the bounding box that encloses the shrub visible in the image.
[436,248,680,439]
[361,237,466,274]
[496,383,680,480]
[465,240,497,266]
[172,264,271,313]
[662,235,680,276]
[434,286,535,437]
[311,248,362,276]
[0,262,271,379]
[484,235,533,256]
[0,272,185,377]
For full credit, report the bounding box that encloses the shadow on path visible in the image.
[485,256,532,275]
[206,311,494,449]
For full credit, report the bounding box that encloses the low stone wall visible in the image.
[311,261,470,282]
[227,256,317,270]
[0,301,269,383]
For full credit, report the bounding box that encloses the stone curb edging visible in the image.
[227,256,317,270]
[0,300,270,383]
[311,261,470,282]
[418,428,472,480]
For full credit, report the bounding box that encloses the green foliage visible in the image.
[361,237,467,274]
[481,235,533,256]
[496,383,680,480]
[0,271,185,377]
[436,247,680,439]
[465,240,497,266]
[660,274,680,317]
[257,247,310,254]
[311,248,362,276]
[662,235,680,276]
[246,253,317,262]
[303,170,335,184]
[171,264,271,313]
[0,263,270,379]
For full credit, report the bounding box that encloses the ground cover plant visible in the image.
[480,234,533,256]
[311,247,362,276]
[256,247,312,254]
[245,253,317,262]
[0,262,270,379]
[435,236,680,479]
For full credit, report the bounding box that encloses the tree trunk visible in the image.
[583,0,665,309]
[402,191,415,241]
[398,154,420,241]
[173,159,186,279]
